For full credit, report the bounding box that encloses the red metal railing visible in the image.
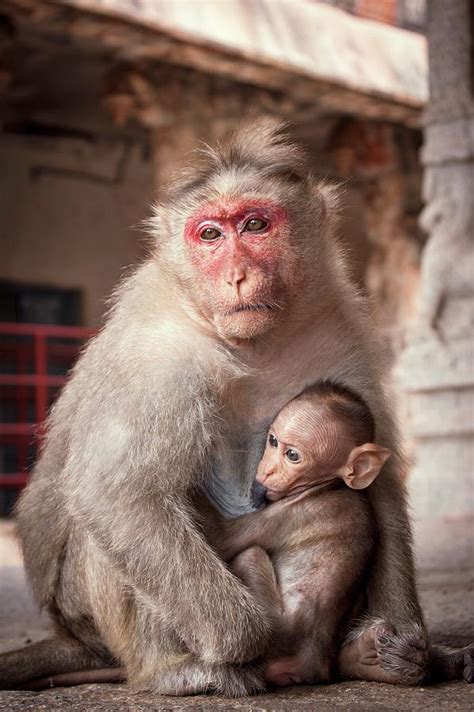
[0,323,94,489]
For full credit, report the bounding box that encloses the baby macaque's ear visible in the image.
[340,443,392,490]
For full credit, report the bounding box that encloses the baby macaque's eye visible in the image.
[268,433,278,447]
[285,449,301,463]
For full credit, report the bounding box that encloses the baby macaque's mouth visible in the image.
[250,480,268,509]
[264,487,287,502]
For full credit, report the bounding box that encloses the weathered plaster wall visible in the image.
[0,136,153,326]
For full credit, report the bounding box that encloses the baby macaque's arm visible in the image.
[193,492,276,561]
[215,509,272,561]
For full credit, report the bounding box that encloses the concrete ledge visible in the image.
[4,0,426,124]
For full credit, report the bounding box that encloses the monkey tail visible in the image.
[0,636,120,690]
[428,643,473,684]
[18,667,125,691]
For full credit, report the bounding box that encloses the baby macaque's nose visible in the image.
[250,480,268,509]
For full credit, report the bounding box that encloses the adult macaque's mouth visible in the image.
[228,302,279,315]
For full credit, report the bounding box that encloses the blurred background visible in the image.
[0,1,472,535]
[0,2,473,696]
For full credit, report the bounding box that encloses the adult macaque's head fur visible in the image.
[149,119,340,344]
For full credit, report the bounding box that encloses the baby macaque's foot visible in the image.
[265,653,332,687]
[339,622,429,685]
[265,656,304,687]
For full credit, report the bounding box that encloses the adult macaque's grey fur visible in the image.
[0,120,434,694]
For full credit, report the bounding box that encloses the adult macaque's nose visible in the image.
[225,263,246,291]
[250,480,267,509]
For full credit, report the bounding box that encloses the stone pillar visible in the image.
[398,0,474,519]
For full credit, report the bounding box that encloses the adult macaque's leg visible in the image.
[364,464,430,684]
[17,668,126,691]
[339,623,403,683]
[142,654,266,696]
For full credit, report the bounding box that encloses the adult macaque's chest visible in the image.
[206,325,357,516]
[206,368,305,515]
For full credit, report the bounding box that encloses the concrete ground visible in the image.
[0,515,473,711]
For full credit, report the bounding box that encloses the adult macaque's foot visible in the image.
[339,622,429,685]
[339,624,395,683]
[375,624,429,685]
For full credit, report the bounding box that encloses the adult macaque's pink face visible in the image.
[184,197,295,341]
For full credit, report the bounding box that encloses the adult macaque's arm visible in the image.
[63,379,271,666]
[367,461,424,627]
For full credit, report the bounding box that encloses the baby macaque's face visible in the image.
[256,399,390,502]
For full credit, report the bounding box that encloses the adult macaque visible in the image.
[203,380,392,686]
[0,119,466,694]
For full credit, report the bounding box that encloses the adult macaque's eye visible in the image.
[268,433,278,447]
[200,227,221,242]
[285,449,301,463]
[243,218,268,232]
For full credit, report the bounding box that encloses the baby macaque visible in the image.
[202,381,392,686]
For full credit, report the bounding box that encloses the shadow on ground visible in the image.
[0,515,473,711]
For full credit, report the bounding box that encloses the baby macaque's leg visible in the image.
[339,621,429,684]
[231,547,304,688]
[231,548,324,688]
[230,546,283,621]
[266,626,338,686]
[256,568,344,686]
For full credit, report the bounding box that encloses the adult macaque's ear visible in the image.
[340,444,392,490]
